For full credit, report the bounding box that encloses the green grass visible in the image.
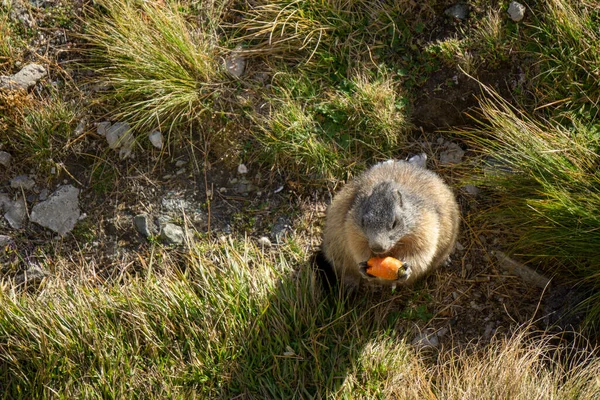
[2,238,599,398]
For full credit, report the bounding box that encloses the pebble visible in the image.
[10,175,35,191]
[0,234,13,247]
[38,188,49,201]
[160,223,185,245]
[0,151,11,168]
[507,1,526,22]
[237,164,248,174]
[96,121,111,136]
[407,153,427,169]
[149,130,163,149]
[105,122,134,159]
[439,142,465,165]
[74,119,86,136]
[257,236,272,247]
[225,46,246,78]
[463,184,480,196]
[444,3,469,20]
[133,213,155,238]
[175,159,187,168]
[30,185,81,236]
[0,63,47,90]
[4,198,27,229]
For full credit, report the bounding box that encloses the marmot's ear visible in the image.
[396,190,403,207]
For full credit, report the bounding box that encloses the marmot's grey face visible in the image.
[355,181,413,255]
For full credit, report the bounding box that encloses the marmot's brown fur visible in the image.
[322,160,460,288]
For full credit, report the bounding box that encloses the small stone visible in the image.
[133,214,155,238]
[105,122,134,159]
[149,130,163,149]
[96,121,111,136]
[0,63,47,90]
[176,168,186,176]
[411,332,439,349]
[463,184,480,196]
[237,164,248,174]
[38,188,49,201]
[507,1,526,22]
[30,185,81,236]
[0,151,11,168]
[439,142,465,165]
[407,153,427,169]
[15,265,48,286]
[160,223,185,245]
[0,234,13,247]
[271,217,291,244]
[4,198,27,229]
[0,193,10,210]
[10,175,35,191]
[225,46,246,78]
[257,236,272,247]
[455,241,465,252]
[74,119,86,136]
[175,160,187,168]
[444,3,469,20]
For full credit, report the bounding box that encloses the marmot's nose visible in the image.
[369,242,386,254]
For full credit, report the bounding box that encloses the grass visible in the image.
[1,238,599,398]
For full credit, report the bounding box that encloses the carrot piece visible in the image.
[366,257,404,280]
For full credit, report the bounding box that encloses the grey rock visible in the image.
[445,3,469,20]
[160,223,185,245]
[411,332,439,349]
[134,214,156,238]
[407,153,427,169]
[30,185,80,236]
[175,159,187,168]
[225,46,246,78]
[271,217,291,244]
[74,119,86,136]
[257,236,272,247]
[507,1,526,22]
[0,151,11,168]
[10,175,35,191]
[0,63,47,90]
[462,184,480,196]
[38,188,49,201]
[149,130,163,149]
[0,234,13,247]
[439,142,465,165]
[161,197,191,213]
[15,265,48,286]
[105,122,134,158]
[0,193,10,210]
[4,198,27,229]
[96,121,111,136]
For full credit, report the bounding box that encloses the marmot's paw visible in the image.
[358,260,412,282]
[396,262,412,282]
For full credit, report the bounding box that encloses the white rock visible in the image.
[0,151,11,168]
[507,1,526,22]
[0,63,47,90]
[105,122,134,159]
[160,223,185,245]
[257,236,272,247]
[30,185,81,236]
[237,164,248,174]
[407,153,427,169]
[225,46,246,78]
[74,119,86,136]
[4,198,26,229]
[0,234,13,246]
[149,130,163,149]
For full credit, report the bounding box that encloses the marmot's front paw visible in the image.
[396,262,412,282]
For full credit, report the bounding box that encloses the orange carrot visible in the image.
[366,257,404,280]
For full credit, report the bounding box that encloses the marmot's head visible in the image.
[353,181,418,255]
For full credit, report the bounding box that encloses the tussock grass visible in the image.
[255,70,410,180]
[2,238,599,398]
[84,0,229,135]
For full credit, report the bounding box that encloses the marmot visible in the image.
[322,159,460,288]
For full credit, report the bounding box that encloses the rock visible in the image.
[0,234,13,247]
[462,184,480,196]
[15,265,48,286]
[225,46,246,78]
[0,151,11,168]
[149,130,163,149]
[10,175,35,191]
[105,122,134,159]
[161,197,191,213]
[507,1,526,22]
[444,3,469,20]
[0,63,47,90]
[257,236,272,247]
[30,185,80,236]
[175,159,187,168]
[237,164,248,174]
[4,197,27,229]
[271,217,291,244]
[96,121,111,136]
[439,142,465,165]
[133,214,156,238]
[411,332,439,349]
[0,193,10,210]
[407,153,427,169]
[160,223,185,245]
[74,119,86,136]
[38,188,49,201]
